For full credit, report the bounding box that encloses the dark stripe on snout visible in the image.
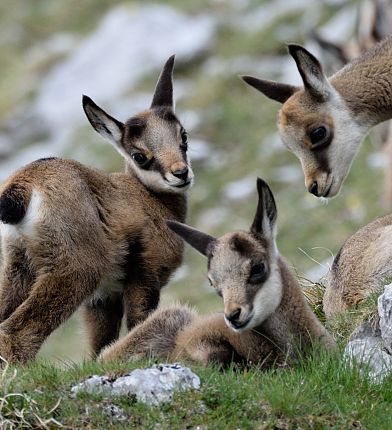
[0,184,29,224]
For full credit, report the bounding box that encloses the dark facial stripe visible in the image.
[124,117,147,140]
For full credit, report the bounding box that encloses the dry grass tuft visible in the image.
[0,357,63,429]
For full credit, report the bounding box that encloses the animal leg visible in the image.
[0,272,98,363]
[0,244,35,322]
[99,305,195,363]
[123,281,160,331]
[82,291,124,357]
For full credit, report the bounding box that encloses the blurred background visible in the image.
[0,0,390,363]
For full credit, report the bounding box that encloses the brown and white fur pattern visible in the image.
[312,0,392,207]
[242,35,392,198]
[0,56,194,363]
[99,179,335,368]
[323,213,392,319]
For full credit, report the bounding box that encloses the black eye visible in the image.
[309,126,328,147]
[249,263,267,284]
[180,129,188,151]
[132,152,147,165]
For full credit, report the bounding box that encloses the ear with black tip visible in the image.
[241,75,297,104]
[151,55,175,109]
[166,220,216,257]
[82,95,124,146]
[250,178,277,239]
[288,44,332,101]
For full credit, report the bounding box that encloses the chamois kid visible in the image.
[99,179,335,367]
[323,212,392,319]
[242,35,392,198]
[0,56,193,363]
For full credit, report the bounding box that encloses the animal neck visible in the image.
[124,162,187,223]
[330,36,392,127]
[261,257,333,353]
[154,191,187,223]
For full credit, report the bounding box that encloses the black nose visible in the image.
[226,308,241,324]
[172,167,188,181]
[309,181,319,196]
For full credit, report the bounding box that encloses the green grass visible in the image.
[1,349,391,429]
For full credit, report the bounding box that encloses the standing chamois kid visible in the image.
[99,178,335,367]
[0,56,193,363]
[242,35,392,198]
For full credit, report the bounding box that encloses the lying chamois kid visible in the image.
[0,56,193,363]
[99,178,335,367]
[242,35,392,198]
[323,213,392,319]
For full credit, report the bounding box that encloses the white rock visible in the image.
[378,283,392,354]
[71,363,200,406]
[344,321,392,383]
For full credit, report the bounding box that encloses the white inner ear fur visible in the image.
[297,51,331,97]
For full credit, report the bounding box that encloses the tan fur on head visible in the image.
[243,36,392,198]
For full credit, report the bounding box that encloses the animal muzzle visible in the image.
[224,305,253,331]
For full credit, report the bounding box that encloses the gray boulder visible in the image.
[344,320,392,383]
[71,363,200,406]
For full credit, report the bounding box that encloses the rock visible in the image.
[378,283,392,354]
[101,404,128,422]
[71,363,200,406]
[344,321,392,383]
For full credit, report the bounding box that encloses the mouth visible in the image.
[227,315,253,331]
[323,181,333,198]
[172,179,191,188]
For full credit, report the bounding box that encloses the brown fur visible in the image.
[99,179,335,368]
[323,213,392,318]
[312,1,392,207]
[243,34,392,198]
[0,56,193,363]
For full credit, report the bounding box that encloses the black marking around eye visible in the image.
[125,117,147,140]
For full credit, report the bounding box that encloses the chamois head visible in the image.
[167,178,282,332]
[242,45,367,198]
[83,55,193,193]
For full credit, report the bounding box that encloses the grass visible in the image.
[1,347,391,429]
[0,1,391,427]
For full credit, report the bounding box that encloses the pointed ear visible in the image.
[288,44,332,101]
[250,178,277,238]
[166,220,216,257]
[82,95,124,146]
[241,76,297,104]
[151,55,175,109]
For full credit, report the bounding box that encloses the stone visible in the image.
[344,321,392,383]
[71,363,200,406]
[378,283,392,354]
